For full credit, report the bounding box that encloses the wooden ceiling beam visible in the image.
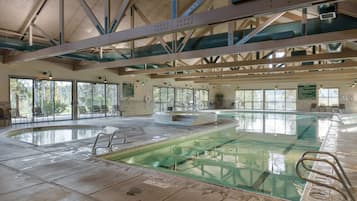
[179,68,357,82]
[117,48,357,75]
[150,61,357,79]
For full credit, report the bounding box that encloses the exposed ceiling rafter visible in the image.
[5,0,340,64]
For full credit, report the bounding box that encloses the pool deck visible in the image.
[301,114,357,201]
[0,114,356,201]
[0,116,284,201]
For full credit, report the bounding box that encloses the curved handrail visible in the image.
[296,152,356,201]
[92,128,128,155]
[108,130,127,151]
[92,132,108,155]
[296,158,348,200]
[302,151,352,186]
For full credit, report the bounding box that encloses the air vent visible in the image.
[319,12,336,20]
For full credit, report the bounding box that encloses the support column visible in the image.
[130,5,134,58]
[29,24,33,46]
[104,0,110,34]
[302,8,307,35]
[59,0,64,45]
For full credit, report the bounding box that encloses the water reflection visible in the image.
[10,127,103,145]
[225,112,330,141]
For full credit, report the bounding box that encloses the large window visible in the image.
[175,88,194,111]
[319,88,339,106]
[153,87,209,112]
[265,89,296,111]
[235,89,296,111]
[77,82,119,119]
[10,78,73,124]
[194,89,209,110]
[33,80,73,122]
[10,78,34,124]
[153,87,174,112]
[235,90,263,110]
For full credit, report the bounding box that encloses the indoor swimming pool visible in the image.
[104,112,332,201]
[7,125,104,145]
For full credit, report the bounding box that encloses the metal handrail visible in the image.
[302,151,352,187]
[296,151,355,201]
[92,128,128,155]
[92,132,110,155]
[108,130,127,151]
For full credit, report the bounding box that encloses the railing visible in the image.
[296,151,355,201]
[92,127,127,155]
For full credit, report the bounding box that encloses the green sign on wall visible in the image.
[298,84,316,100]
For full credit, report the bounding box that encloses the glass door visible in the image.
[54,81,73,120]
[10,78,33,124]
[34,80,54,122]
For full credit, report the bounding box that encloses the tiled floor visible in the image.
[0,116,283,201]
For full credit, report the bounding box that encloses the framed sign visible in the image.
[298,84,316,100]
[123,83,134,97]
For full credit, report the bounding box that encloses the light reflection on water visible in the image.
[9,127,103,145]
[221,112,331,141]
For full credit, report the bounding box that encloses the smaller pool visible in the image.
[7,125,104,145]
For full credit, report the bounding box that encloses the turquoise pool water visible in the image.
[104,112,331,201]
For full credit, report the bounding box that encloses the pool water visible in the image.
[8,126,104,145]
[105,112,331,201]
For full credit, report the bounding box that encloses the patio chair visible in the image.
[92,105,101,113]
[338,104,346,113]
[310,103,317,112]
[100,105,108,113]
[33,107,44,117]
[78,106,87,114]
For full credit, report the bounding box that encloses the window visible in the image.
[153,87,174,112]
[10,78,33,124]
[153,87,209,112]
[264,89,296,111]
[175,88,194,111]
[10,78,73,124]
[194,89,209,110]
[77,82,119,119]
[235,90,263,110]
[319,88,339,106]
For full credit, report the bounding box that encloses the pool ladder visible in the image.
[92,127,127,155]
[296,151,355,201]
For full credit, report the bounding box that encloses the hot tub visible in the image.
[153,112,217,126]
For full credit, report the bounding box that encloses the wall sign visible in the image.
[298,84,316,100]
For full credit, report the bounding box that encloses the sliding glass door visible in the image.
[34,80,54,122]
[194,89,209,110]
[10,78,33,124]
[10,78,73,124]
[77,82,119,119]
[153,87,174,112]
[54,81,72,120]
[33,80,73,122]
